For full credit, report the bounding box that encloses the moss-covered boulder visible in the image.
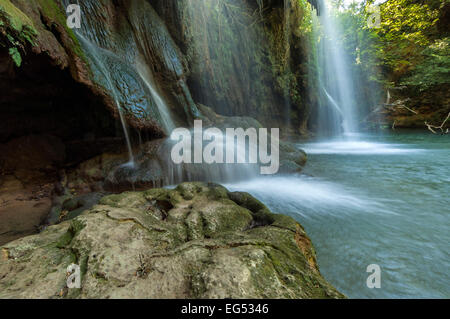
[0,182,343,299]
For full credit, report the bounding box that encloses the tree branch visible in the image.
[425,111,450,135]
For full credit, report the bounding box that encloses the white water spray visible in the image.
[315,0,359,137]
[136,55,175,134]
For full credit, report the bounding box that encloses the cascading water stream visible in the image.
[76,33,135,165]
[63,0,272,188]
[323,87,344,117]
[314,0,359,137]
[56,1,449,299]
[105,0,450,300]
[135,55,176,133]
[158,131,260,186]
[62,0,182,167]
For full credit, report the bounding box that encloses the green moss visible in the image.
[0,0,37,66]
[99,191,147,208]
[36,0,87,63]
[228,191,276,226]
[271,214,298,232]
[66,287,82,299]
[0,0,35,30]
[79,254,89,277]
[55,219,86,249]
[202,205,253,238]
[70,219,86,235]
[56,230,73,249]
[8,46,21,65]
[206,183,229,200]
[174,182,205,200]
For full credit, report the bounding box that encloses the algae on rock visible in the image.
[0,0,37,66]
[0,182,344,299]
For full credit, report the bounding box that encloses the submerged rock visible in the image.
[0,182,344,299]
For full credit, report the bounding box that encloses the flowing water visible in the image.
[224,131,449,298]
[159,129,260,186]
[135,54,176,133]
[62,0,448,298]
[76,33,135,164]
[220,0,448,298]
[315,0,359,136]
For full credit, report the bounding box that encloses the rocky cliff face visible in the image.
[0,182,344,299]
[152,0,313,133]
[0,1,342,299]
[1,0,313,162]
[0,0,312,245]
[58,0,201,130]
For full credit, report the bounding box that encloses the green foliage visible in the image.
[36,0,86,61]
[0,0,37,67]
[8,46,21,66]
[401,37,450,90]
[326,0,450,121]
[333,0,449,92]
[297,0,314,36]
[0,0,35,31]
[378,0,441,45]
[335,1,382,81]
[375,0,443,81]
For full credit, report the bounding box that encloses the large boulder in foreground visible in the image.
[0,182,343,299]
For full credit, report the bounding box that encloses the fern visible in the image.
[8,47,22,67]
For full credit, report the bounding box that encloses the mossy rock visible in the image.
[0,0,38,66]
[0,182,344,299]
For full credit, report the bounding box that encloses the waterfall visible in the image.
[181,0,285,127]
[157,133,260,186]
[61,0,187,166]
[182,0,255,116]
[61,0,266,188]
[323,88,344,117]
[106,129,262,190]
[135,54,176,133]
[314,0,359,137]
[76,33,135,164]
